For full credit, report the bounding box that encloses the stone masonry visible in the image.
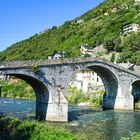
[0,57,140,122]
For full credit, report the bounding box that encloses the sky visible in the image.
[0,0,104,52]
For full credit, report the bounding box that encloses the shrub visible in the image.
[110,53,115,63]
[67,87,88,104]
[1,79,35,100]
[31,64,40,74]
[121,132,140,140]
[0,116,78,140]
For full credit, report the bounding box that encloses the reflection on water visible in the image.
[0,98,140,140]
[70,111,140,140]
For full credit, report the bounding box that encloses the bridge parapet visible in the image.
[0,57,139,77]
[0,57,110,68]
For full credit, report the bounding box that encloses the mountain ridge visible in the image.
[1,0,140,64]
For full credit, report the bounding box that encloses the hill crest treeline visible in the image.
[1,0,140,64]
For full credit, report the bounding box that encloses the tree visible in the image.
[110,53,115,63]
[52,26,57,30]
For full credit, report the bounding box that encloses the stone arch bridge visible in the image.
[0,57,140,122]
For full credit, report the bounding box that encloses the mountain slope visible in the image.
[1,0,140,64]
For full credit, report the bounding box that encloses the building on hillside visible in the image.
[80,44,94,56]
[104,12,109,16]
[135,0,140,5]
[53,51,65,59]
[0,65,9,81]
[0,66,18,84]
[111,7,118,13]
[123,23,139,34]
[0,66,4,80]
[48,51,65,59]
[9,76,18,84]
[0,75,6,81]
[77,19,84,24]
[70,69,103,93]
[48,55,54,59]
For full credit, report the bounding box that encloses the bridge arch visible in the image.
[68,62,119,109]
[131,80,140,109]
[2,72,49,120]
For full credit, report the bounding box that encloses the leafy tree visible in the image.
[110,53,115,63]
[52,26,57,30]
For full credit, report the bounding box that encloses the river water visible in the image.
[0,98,140,140]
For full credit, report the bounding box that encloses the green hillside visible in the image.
[1,0,140,64]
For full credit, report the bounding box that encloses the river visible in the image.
[0,98,140,140]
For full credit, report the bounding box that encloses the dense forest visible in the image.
[0,0,140,64]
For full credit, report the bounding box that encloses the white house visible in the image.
[77,19,84,24]
[104,12,109,16]
[0,75,5,81]
[80,44,94,56]
[48,51,65,59]
[70,69,103,93]
[111,7,118,13]
[0,65,7,81]
[48,55,54,59]
[135,0,140,5]
[123,23,139,34]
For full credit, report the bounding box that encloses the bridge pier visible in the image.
[113,82,134,110]
[46,102,68,122]
[103,94,134,110]
[103,84,134,110]
[36,87,68,122]
[36,100,48,120]
[102,95,116,109]
[36,99,68,122]
[114,96,133,110]
[46,90,68,122]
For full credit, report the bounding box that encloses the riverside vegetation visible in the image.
[121,132,140,140]
[67,86,104,108]
[0,116,78,140]
[0,79,35,99]
[0,78,104,108]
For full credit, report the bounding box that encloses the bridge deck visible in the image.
[0,57,139,77]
